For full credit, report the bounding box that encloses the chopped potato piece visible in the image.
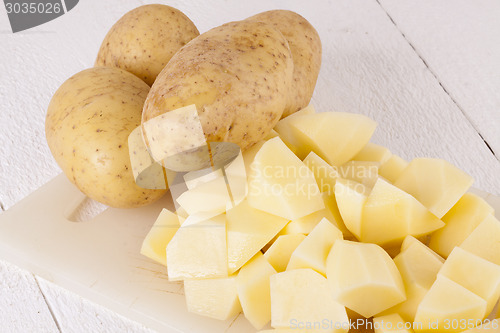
[140,209,181,266]
[429,193,494,258]
[176,175,231,215]
[459,214,500,265]
[362,178,444,246]
[287,218,343,275]
[226,200,289,274]
[414,275,487,333]
[265,234,306,272]
[282,192,345,235]
[335,178,369,240]
[286,112,377,165]
[378,155,408,183]
[353,142,392,165]
[326,240,406,318]
[439,247,500,315]
[271,269,348,332]
[247,137,324,220]
[274,105,316,158]
[303,151,339,195]
[339,161,379,188]
[380,236,444,321]
[237,253,276,329]
[394,158,473,218]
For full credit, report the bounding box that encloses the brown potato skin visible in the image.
[142,20,294,152]
[46,67,166,208]
[247,10,322,117]
[95,4,199,86]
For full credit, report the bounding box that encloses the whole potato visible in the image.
[95,4,199,86]
[247,10,322,117]
[142,20,293,169]
[46,67,165,208]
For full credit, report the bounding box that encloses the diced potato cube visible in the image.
[237,253,276,329]
[380,236,444,321]
[429,193,494,258]
[140,209,181,266]
[335,178,369,240]
[353,142,392,165]
[322,192,352,238]
[439,247,500,315]
[166,214,227,281]
[282,192,346,236]
[373,313,414,333]
[339,161,379,188]
[286,112,377,165]
[396,238,444,290]
[247,137,324,220]
[303,151,339,195]
[326,240,406,318]
[226,200,289,274]
[176,175,230,215]
[184,275,241,320]
[394,158,473,218]
[362,178,444,246]
[379,155,408,183]
[459,214,500,265]
[274,105,316,158]
[271,269,348,333]
[264,234,306,272]
[414,275,487,332]
[287,218,343,275]
[400,236,443,262]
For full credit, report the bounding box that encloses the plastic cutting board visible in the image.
[0,174,498,332]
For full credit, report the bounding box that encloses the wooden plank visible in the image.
[0,260,59,333]
[378,0,500,157]
[309,0,500,195]
[36,277,155,333]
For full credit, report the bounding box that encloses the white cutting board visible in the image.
[0,174,498,333]
[0,174,255,333]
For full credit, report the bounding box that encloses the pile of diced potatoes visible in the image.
[140,106,500,333]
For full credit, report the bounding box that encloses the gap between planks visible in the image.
[35,277,62,333]
[375,0,498,160]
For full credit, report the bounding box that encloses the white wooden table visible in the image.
[0,0,499,332]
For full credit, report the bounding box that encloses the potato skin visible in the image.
[142,20,293,152]
[46,67,165,208]
[247,10,322,117]
[95,4,199,86]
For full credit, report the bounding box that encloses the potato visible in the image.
[247,10,322,117]
[45,67,165,208]
[95,4,199,86]
[142,20,294,168]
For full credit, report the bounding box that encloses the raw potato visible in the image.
[45,67,165,208]
[380,236,444,321]
[142,20,294,156]
[95,4,199,86]
[414,275,487,333]
[247,10,322,117]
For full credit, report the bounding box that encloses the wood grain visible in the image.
[379,0,500,157]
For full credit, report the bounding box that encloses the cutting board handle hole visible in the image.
[65,196,108,222]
